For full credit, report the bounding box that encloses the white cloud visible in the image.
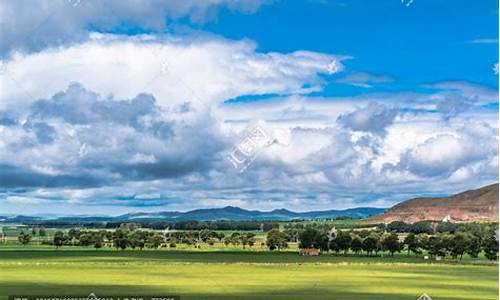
[335,72,393,88]
[337,102,398,135]
[0,0,272,56]
[0,18,497,214]
[0,34,343,112]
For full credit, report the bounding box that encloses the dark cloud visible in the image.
[0,111,17,126]
[436,97,471,120]
[23,121,57,144]
[0,164,104,188]
[337,102,398,135]
[0,83,227,189]
[29,83,174,139]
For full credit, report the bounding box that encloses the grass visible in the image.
[0,248,498,300]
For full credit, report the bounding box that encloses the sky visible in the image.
[0,0,498,215]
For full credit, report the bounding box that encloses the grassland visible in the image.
[0,247,498,300]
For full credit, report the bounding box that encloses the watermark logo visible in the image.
[417,293,433,300]
[160,60,170,74]
[226,124,274,172]
[225,121,292,173]
[67,0,82,7]
[401,0,414,7]
[327,59,341,74]
[87,293,99,300]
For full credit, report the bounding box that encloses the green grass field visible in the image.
[1,248,498,300]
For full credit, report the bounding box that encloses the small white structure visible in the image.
[442,215,452,222]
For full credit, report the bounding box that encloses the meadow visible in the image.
[0,247,498,300]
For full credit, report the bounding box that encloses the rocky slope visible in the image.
[375,183,499,223]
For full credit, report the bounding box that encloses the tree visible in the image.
[38,227,46,238]
[266,229,288,251]
[466,235,482,258]
[285,228,300,242]
[113,229,129,250]
[207,238,216,246]
[428,236,446,258]
[483,231,499,261]
[216,232,225,242]
[316,233,330,252]
[449,233,470,259]
[31,228,37,237]
[409,221,434,234]
[241,233,256,248]
[329,238,340,254]
[382,233,401,256]
[128,231,148,250]
[298,228,328,251]
[335,232,352,254]
[436,222,458,234]
[68,228,81,245]
[79,233,93,246]
[18,231,31,246]
[362,235,379,256]
[403,233,420,256]
[350,235,363,254]
[53,231,65,249]
[230,232,241,246]
[387,221,409,233]
[36,226,46,245]
[416,234,429,253]
[298,228,321,249]
[148,234,163,249]
[93,234,103,249]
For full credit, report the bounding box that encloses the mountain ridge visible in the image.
[0,206,385,222]
[375,183,499,223]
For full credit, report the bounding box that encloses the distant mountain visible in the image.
[375,183,499,224]
[0,206,386,223]
[117,206,385,221]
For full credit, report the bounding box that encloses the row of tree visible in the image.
[270,227,498,260]
[18,228,259,250]
[16,224,499,261]
[24,220,280,231]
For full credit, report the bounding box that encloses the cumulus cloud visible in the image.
[0,8,497,214]
[394,121,498,178]
[423,81,498,104]
[0,0,272,56]
[337,102,398,135]
[435,97,471,120]
[0,83,227,188]
[0,34,343,111]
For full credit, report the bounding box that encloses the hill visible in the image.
[117,206,385,221]
[0,206,385,223]
[375,183,499,224]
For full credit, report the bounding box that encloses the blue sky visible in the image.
[0,0,498,215]
[200,0,498,89]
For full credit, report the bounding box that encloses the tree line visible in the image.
[21,220,279,231]
[15,222,499,261]
[18,227,259,250]
[266,226,499,260]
